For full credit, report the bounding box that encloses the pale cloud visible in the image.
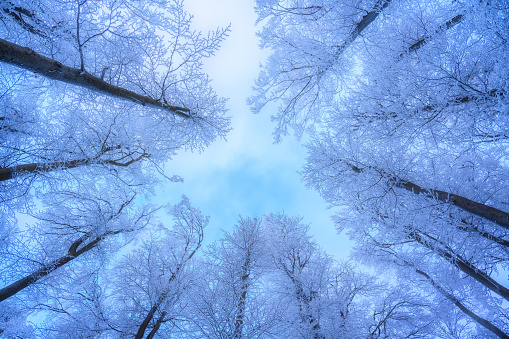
[154,0,352,260]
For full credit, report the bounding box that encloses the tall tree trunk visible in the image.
[324,0,392,72]
[233,255,251,339]
[281,266,323,339]
[0,159,91,182]
[145,311,167,339]
[0,149,146,182]
[135,238,202,339]
[348,163,509,230]
[0,38,190,118]
[401,14,465,56]
[410,232,509,302]
[0,233,104,301]
[134,274,176,339]
[414,267,509,339]
[333,0,393,58]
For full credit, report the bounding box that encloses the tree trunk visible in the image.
[0,38,190,118]
[145,311,167,339]
[233,255,251,339]
[410,232,509,302]
[332,0,392,59]
[401,14,464,56]
[0,149,146,182]
[134,277,175,339]
[0,159,91,182]
[414,267,509,339]
[0,234,102,301]
[348,163,509,230]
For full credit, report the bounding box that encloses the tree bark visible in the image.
[410,232,509,302]
[281,265,323,339]
[134,275,176,339]
[399,14,464,57]
[332,0,392,59]
[0,159,90,182]
[414,267,509,339]
[145,311,167,339]
[0,38,191,118]
[135,237,202,339]
[0,150,146,182]
[348,163,509,230]
[0,234,103,302]
[233,255,251,339]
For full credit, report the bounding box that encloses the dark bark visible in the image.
[280,264,323,338]
[0,159,91,182]
[457,219,509,248]
[0,233,107,302]
[332,0,392,59]
[401,14,465,57]
[0,38,191,118]
[414,268,509,339]
[0,148,147,182]
[410,232,509,302]
[1,4,49,39]
[135,235,202,339]
[233,254,251,339]
[134,272,177,339]
[348,163,509,230]
[145,311,167,339]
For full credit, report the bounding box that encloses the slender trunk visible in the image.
[0,38,190,118]
[145,311,167,339]
[333,0,392,58]
[135,237,202,339]
[134,274,176,339]
[0,159,91,182]
[233,255,251,339]
[348,163,509,230]
[323,0,392,76]
[397,180,509,230]
[282,266,322,339]
[457,219,509,248]
[414,268,509,339]
[0,234,102,302]
[0,149,146,182]
[400,14,464,57]
[410,232,509,302]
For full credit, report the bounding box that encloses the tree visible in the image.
[185,215,279,338]
[101,196,207,339]
[250,0,396,140]
[254,0,509,336]
[0,179,154,335]
[0,0,230,214]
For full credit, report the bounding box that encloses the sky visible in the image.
[153,0,352,259]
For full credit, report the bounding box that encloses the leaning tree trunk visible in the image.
[0,148,147,182]
[0,232,110,301]
[0,38,190,118]
[331,0,393,60]
[413,266,509,339]
[135,238,202,339]
[410,231,509,302]
[348,163,509,230]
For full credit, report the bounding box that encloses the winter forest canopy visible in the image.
[0,0,508,337]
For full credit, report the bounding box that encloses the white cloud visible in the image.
[154,0,352,260]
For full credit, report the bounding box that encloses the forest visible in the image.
[0,0,508,338]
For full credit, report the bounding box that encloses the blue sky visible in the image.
[153,0,352,259]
